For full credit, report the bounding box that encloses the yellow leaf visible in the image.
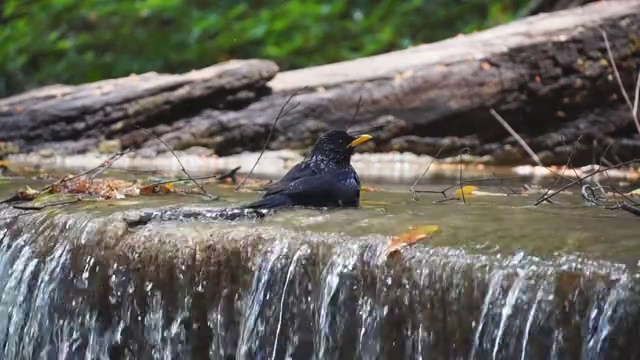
[385,224,440,256]
[455,185,478,197]
[360,186,377,192]
[627,188,640,197]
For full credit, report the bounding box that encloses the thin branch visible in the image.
[413,176,529,195]
[534,136,581,205]
[620,202,640,217]
[459,148,470,204]
[13,197,81,211]
[489,108,574,184]
[89,148,132,181]
[633,69,640,119]
[216,166,242,184]
[49,150,130,189]
[348,117,398,136]
[534,158,640,206]
[601,30,640,135]
[143,174,222,188]
[410,146,445,201]
[236,86,308,191]
[601,168,640,206]
[489,108,543,167]
[135,126,216,200]
[142,166,242,188]
[345,96,363,132]
[493,172,520,196]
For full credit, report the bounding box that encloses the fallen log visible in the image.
[0,60,278,154]
[1,1,640,166]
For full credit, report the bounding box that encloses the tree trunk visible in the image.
[1,1,639,166]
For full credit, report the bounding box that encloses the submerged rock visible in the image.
[0,205,638,359]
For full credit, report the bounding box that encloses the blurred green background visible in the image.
[1,0,540,97]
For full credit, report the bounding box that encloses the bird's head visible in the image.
[309,130,372,164]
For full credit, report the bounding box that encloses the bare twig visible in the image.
[143,174,223,188]
[49,150,129,189]
[489,108,543,167]
[89,148,132,181]
[634,69,640,118]
[345,96,363,132]
[142,166,243,188]
[13,197,81,211]
[236,86,308,191]
[413,175,528,196]
[493,172,520,196]
[490,108,574,184]
[534,136,581,205]
[534,158,640,206]
[135,126,216,200]
[601,30,640,135]
[216,166,242,184]
[620,202,640,217]
[459,148,470,204]
[410,147,445,201]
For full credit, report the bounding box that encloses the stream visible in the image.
[0,175,639,359]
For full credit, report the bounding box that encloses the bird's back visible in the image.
[245,160,361,209]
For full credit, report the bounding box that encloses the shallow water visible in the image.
[1,175,639,267]
[2,174,640,359]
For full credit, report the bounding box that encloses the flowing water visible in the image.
[0,178,639,359]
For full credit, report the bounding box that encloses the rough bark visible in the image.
[1,1,640,166]
[0,60,278,154]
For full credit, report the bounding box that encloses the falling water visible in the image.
[0,207,639,359]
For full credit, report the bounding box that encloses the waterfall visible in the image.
[0,207,639,359]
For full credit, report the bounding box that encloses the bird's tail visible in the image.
[242,195,292,210]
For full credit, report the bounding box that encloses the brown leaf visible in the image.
[16,186,40,201]
[385,225,440,256]
[140,183,175,196]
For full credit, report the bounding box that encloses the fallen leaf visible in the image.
[385,225,440,256]
[455,185,478,197]
[140,183,175,196]
[627,188,640,197]
[360,185,379,192]
[16,185,40,201]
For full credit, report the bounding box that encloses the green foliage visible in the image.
[0,0,529,97]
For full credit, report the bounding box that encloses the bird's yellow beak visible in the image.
[347,134,372,148]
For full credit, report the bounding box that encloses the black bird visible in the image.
[244,130,372,210]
